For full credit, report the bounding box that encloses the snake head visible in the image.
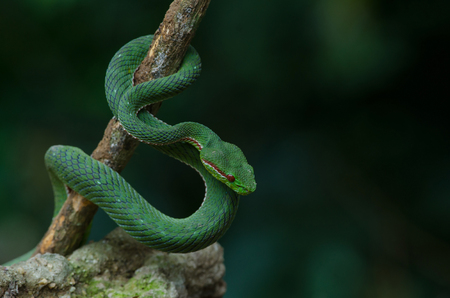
[200,142,256,196]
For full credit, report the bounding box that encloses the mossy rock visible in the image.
[0,228,226,298]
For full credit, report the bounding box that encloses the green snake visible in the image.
[6,35,256,264]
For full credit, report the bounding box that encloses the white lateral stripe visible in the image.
[202,160,226,179]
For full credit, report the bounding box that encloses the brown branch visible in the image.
[32,0,211,258]
[135,0,210,114]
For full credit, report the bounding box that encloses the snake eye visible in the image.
[226,174,235,182]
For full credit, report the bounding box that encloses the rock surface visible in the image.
[0,228,227,298]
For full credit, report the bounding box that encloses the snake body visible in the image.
[33,35,256,256]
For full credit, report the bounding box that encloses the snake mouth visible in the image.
[238,188,252,196]
[238,184,256,196]
[234,180,256,196]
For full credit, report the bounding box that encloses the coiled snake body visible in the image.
[38,35,256,255]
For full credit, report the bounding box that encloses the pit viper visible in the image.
[5,35,256,264]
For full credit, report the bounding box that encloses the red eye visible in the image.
[226,174,235,182]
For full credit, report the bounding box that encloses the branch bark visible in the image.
[32,0,211,257]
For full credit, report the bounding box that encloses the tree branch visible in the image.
[32,0,211,257]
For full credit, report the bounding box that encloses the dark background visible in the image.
[1,0,449,297]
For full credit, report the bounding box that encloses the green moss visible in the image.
[71,263,92,281]
[75,272,169,298]
[84,278,115,297]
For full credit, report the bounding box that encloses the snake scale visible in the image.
[6,35,256,263]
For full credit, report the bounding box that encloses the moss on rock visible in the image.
[1,228,226,298]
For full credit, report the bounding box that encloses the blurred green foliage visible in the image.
[1,0,449,297]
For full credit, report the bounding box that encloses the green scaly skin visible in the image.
[4,35,256,264]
